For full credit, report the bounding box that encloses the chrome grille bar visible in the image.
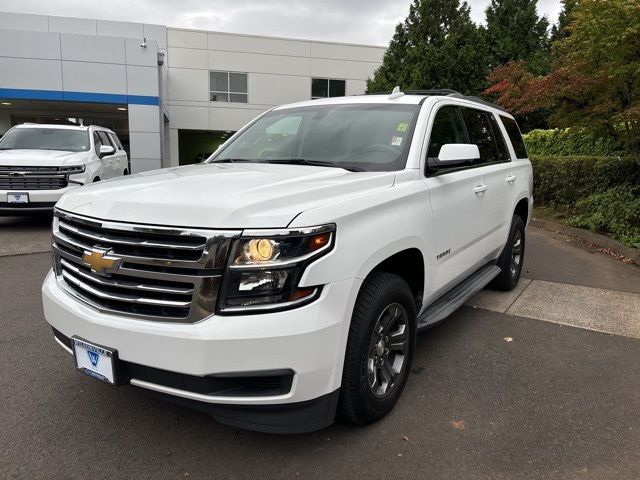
[52,209,241,323]
[0,166,68,190]
[60,259,194,295]
[61,270,192,308]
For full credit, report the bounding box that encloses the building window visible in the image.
[311,78,346,99]
[210,71,248,103]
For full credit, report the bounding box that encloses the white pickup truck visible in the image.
[42,89,533,433]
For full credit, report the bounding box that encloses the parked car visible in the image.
[0,123,128,214]
[42,89,533,433]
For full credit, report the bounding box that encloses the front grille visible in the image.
[52,209,240,323]
[0,166,68,190]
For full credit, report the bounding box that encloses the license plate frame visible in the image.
[7,192,29,204]
[72,336,118,385]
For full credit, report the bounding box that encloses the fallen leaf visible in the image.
[503,337,513,342]
[401,436,409,441]
[451,420,465,430]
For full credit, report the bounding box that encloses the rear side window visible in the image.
[500,116,528,159]
[487,113,510,161]
[427,106,467,158]
[462,108,505,163]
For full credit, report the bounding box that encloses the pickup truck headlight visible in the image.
[60,165,86,185]
[218,224,335,313]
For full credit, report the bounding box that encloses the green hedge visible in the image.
[530,155,640,207]
[530,155,640,248]
[524,129,619,157]
[568,187,640,249]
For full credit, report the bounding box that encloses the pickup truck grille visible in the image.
[52,209,240,323]
[0,166,68,190]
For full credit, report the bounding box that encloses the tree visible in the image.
[485,0,640,154]
[483,0,550,75]
[550,0,578,43]
[367,0,487,95]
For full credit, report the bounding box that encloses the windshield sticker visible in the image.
[391,136,403,146]
[396,122,409,132]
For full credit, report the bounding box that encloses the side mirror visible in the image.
[437,144,480,163]
[99,145,115,158]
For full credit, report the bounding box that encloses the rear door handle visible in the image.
[505,175,517,183]
[473,185,487,195]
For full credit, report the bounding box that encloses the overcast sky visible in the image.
[2,0,562,46]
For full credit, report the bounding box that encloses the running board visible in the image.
[417,264,501,331]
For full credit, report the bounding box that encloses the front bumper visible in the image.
[42,270,361,432]
[0,186,79,213]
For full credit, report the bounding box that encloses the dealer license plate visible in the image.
[7,192,29,204]
[72,337,116,384]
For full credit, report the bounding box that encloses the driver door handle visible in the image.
[473,185,487,195]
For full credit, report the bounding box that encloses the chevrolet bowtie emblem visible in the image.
[82,248,122,276]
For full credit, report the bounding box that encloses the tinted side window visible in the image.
[462,108,502,163]
[500,115,528,159]
[487,113,510,161]
[93,131,103,155]
[427,106,467,159]
[108,132,123,150]
[97,131,112,146]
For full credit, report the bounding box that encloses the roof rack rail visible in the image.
[366,89,508,112]
[448,94,508,112]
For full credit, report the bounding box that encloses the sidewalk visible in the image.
[467,226,640,339]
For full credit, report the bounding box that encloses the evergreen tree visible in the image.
[367,0,487,95]
[550,0,578,43]
[483,0,550,74]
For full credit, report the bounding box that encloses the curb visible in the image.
[530,218,639,266]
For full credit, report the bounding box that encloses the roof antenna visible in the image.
[388,86,404,100]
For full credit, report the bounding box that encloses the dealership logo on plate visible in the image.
[87,351,99,367]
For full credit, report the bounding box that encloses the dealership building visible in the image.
[0,11,385,173]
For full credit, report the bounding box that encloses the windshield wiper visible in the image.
[262,159,364,172]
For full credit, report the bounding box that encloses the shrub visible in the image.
[568,187,640,249]
[524,129,619,157]
[530,156,640,208]
[530,155,640,248]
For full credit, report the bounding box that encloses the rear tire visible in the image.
[339,272,416,425]
[490,214,525,291]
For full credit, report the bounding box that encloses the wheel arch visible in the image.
[514,196,529,226]
[363,247,425,311]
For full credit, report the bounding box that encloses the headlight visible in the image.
[218,224,335,313]
[60,165,86,185]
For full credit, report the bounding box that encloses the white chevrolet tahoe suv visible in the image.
[42,90,533,433]
[0,123,128,213]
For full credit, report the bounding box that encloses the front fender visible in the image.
[291,180,431,292]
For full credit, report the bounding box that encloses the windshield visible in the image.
[209,103,420,172]
[0,128,90,153]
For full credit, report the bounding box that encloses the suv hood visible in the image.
[0,149,88,167]
[56,163,396,228]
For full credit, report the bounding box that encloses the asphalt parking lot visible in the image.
[1,215,639,479]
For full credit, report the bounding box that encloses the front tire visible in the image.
[490,214,526,291]
[339,272,416,425]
